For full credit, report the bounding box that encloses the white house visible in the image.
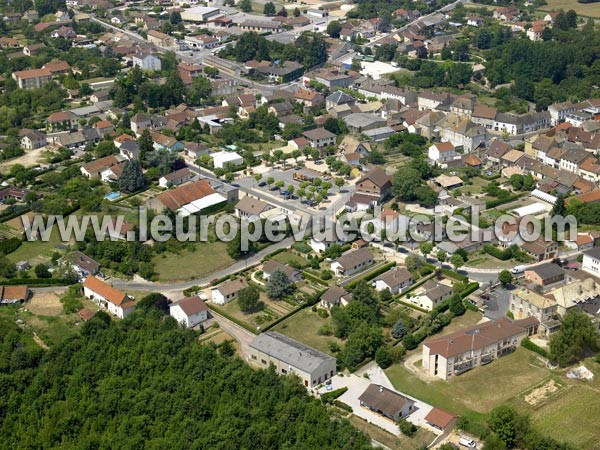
[373,267,413,294]
[408,280,452,311]
[428,141,457,163]
[132,52,162,71]
[83,275,135,319]
[320,286,352,309]
[331,248,374,277]
[309,237,343,253]
[211,278,248,305]
[211,150,243,169]
[582,247,600,277]
[169,295,208,328]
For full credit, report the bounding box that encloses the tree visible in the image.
[335,177,345,192]
[450,253,465,270]
[238,286,261,312]
[419,242,433,256]
[436,250,447,263]
[550,309,597,366]
[391,320,407,339]
[138,129,153,161]
[265,269,294,299]
[326,20,342,38]
[488,404,530,449]
[118,160,145,193]
[379,288,392,303]
[398,418,417,437]
[293,7,300,17]
[187,76,212,105]
[498,270,513,287]
[449,295,466,316]
[263,1,276,15]
[170,10,182,24]
[239,0,251,12]
[552,193,567,216]
[138,293,170,315]
[375,346,392,369]
[34,264,51,279]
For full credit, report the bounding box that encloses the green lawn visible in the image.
[152,241,234,281]
[271,251,308,268]
[6,226,64,265]
[386,349,551,431]
[538,0,600,17]
[528,384,600,449]
[272,308,343,356]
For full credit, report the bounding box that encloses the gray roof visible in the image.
[250,331,335,372]
[374,267,412,288]
[422,280,453,301]
[326,90,354,105]
[584,247,600,259]
[343,112,385,129]
[527,263,564,280]
[334,247,374,269]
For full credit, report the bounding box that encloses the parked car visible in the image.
[459,437,477,448]
[258,181,266,187]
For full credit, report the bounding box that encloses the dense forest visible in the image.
[0,309,372,449]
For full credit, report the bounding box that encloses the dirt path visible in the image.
[32,332,49,350]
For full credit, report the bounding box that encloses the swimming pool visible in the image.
[105,191,121,201]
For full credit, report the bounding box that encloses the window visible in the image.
[261,359,267,365]
[281,369,287,374]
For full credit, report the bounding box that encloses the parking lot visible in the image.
[236,167,353,215]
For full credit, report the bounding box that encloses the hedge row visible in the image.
[207,303,258,334]
[483,244,512,261]
[440,267,468,282]
[2,278,77,286]
[0,237,22,255]
[485,194,521,209]
[459,282,480,299]
[321,387,348,403]
[344,261,397,290]
[301,270,329,286]
[522,337,549,358]
[262,247,287,261]
[262,289,327,331]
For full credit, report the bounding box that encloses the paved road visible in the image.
[209,308,256,355]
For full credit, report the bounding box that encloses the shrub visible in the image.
[375,346,392,369]
[522,337,549,358]
[321,270,333,280]
[419,266,433,276]
[321,387,348,403]
[402,334,418,350]
[317,308,329,318]
[398,419,417,437]
[317,324,333,336]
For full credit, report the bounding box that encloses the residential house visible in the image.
[95,120,114,137]
[211,150,243,169]
[303,128,336,149]
[150,131,183,152]
[358,384,415,421]
[325,91,355,110]
[132,51,162,71]
[65,251,100,279]
[158,168,192,188]
[46,111,77,132]
[147,29,176,48]
[428,141,457,164]
[344,113,386,133]
[262,260,302,282]
[83,275,136,319]
[331,248,374,277]
[256,61,304,83]
[19,129,46,150]
[409,280,453,311]
[80,155,121,178]
[521,238,558,262]
[294,89,325,109]
[211,277,249,305]
[120,140,140,160]
[320,286,352,309]
[248,331,337,388]
[50,26,76,39]
[373,267,413,294]
[235,196,272,219]
[417,91,452,111]
[422,317,538,379]
[169,295,208,328]
[355,168,392,201]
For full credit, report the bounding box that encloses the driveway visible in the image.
[483,286,512,320]
[318,364,439,437]
[209,308,255,357]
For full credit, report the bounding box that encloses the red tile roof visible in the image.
[83,275,130,306]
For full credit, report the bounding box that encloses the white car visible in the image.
[459,437,477,448]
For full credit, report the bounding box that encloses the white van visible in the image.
[511,265,526,275]
[459,437,477,448]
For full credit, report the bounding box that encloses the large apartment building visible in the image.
[422,317,538,380]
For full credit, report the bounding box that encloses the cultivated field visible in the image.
[538,0,600,18]
[219,291,296,330]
